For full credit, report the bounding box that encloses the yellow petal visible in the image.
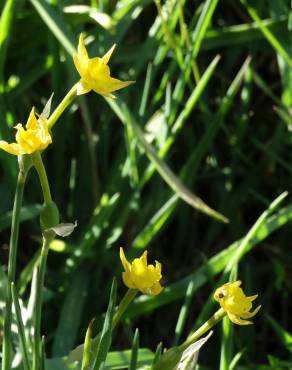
[149,282,163,296]
[241,305,261,319]
[77,34,89,62]
[104,77,135,93]
[228,313,252,326]
[26,107,38,130]
[0,141,22,155]
[76,80,92,95]
[119,247,131,273]
[122,271,135,289]
[155,261,162,276]
[101,44,116,65]
[246,294,258,302]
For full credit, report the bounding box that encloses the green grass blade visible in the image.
[225,191,288,273]
[29,0,75,56]
[241,0,292,67]
[191,0,219,59]
[274,106,292,126]
[52,270,89,357]
[139,63,153,117]
[0,0,18,87]
[129,329,139,370]
[266,315,292,353]
[173,280,196,345]
[142,54,221,185]
[203,18,287,50]
[81,320,94,370]
[0,204,41,231]
[152,342,163,368]
[108,98,228,223]
[92,279,117,370]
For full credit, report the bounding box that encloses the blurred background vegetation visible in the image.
[0,0,292,369]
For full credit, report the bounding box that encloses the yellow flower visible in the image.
[0,108,52,155]
[73,34,134,97]
[119,247,163,295]
[214,281,261,325]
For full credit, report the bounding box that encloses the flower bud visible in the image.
[153,346,182,370]
[40,201,60,231]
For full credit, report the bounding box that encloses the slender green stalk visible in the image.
[113,289,138,329]
[47,83,78,129]
[179,308,226,351]
[32,234,53,370]
[2,165,29,370]
[31,152,52,205]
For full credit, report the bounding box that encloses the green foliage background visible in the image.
[0,0,291,369]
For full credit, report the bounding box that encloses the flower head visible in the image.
[73,34,134,97]
[0,108,52,155]
[119,247,162,295]
[214,281,261,325]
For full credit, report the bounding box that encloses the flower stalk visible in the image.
[154,308,226,370]
[2,158,30,370]
[113,288,138,329]
[179,308,226,351]
[31,152,52,205]
[47,83,78,130]
[32,232,54,370]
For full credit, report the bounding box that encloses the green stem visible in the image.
[113,289,138,329]
[31,152,52,205]
[32,235,53,370]
[179,308,226,351]
[2,166,28,370]
[47,83,78,129]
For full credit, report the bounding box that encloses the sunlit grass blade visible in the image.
[82,320,94,370]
